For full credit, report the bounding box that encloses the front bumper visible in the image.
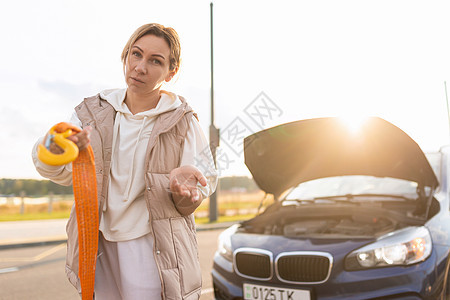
[212,249,442,300]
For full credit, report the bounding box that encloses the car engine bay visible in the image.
[239,199,438,238]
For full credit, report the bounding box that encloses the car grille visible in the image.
[235,251,272,279]
[234,249,332,283]
[276,254,331,283]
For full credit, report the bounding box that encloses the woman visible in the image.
[32,23,217,299]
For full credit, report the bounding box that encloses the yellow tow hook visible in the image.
[37,122,81,166]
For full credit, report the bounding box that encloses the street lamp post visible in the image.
[209,1,219,222]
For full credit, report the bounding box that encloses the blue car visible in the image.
[212,117,450,300]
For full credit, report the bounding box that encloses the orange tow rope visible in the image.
[38,122,98,300]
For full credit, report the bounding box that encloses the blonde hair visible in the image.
[121,23,181,72]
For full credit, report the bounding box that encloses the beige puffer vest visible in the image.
[65,94,203,300]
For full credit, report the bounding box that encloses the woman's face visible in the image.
[125,34,176,95]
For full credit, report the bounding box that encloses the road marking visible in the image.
[0,257,65,275]
[0,243,66,262]
[33,243,66,261]
[201,287,214,295]
[0,267,19,274]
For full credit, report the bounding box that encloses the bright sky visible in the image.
[1,0,450,179]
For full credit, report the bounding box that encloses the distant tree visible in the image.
[0,179,73,196]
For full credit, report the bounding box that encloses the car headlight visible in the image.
[217,224,239,261]
[345,226,432,270]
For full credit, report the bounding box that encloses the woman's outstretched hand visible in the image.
[169,165,207,204]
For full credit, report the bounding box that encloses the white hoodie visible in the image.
[32,88,217,242]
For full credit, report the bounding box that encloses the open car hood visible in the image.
[244,117,438,198]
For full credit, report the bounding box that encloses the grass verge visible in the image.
[0,211,71,222]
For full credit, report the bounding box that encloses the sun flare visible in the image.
[338,115,371,134]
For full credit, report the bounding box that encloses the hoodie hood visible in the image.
[100,88,181,117]
[244,117,439,198]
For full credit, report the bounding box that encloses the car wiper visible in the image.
[312,193,415,202]
[282,196,349,204]
[283,194,415,204]
[347,193,416,201]
[312,194,355,202]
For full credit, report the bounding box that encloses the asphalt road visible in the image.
[0,229,224,300]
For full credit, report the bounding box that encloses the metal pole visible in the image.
[20,191,25,215]
[209,1,219,222]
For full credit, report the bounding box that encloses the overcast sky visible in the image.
[1,0,450,179]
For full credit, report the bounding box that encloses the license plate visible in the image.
[243,283,311,300]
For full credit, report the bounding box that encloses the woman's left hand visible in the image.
[169,165,207,203]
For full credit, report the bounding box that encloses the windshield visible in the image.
[284,176,418,201]
[284,152,442,201]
